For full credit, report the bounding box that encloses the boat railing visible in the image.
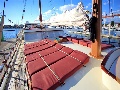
[0,29,24,89]
[69,31,120,46]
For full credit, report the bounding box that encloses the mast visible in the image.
[0,0,6,45]
[39,0,42,27]
[0,16,4,45]
[90,0,103,59]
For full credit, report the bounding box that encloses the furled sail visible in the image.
[47,2,89,26]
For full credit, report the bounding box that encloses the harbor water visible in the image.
[2,29,21,40]
[2,28,120,47]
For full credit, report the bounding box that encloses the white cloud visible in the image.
[59,4,77,12]
[34,8,59,21]
[34,10,52,21]
[34,16,39,22]
[43,10,52,15]
[85,3,91,9]
[103,0,109,5]
[85,6,88,9]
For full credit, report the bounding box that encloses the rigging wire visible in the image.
[109,0,110,13]
[30,0,34,17]
[1,0,14,23]
[33,0,34,5]
[2,0,7,16]
[21,0,27,22]
[64,0,65,5]
[49,0,52,3]
[0,0,14,24]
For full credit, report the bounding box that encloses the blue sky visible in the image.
[0,0,120,25]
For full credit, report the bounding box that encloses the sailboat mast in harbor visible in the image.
[39,0,42,28]
[90,0,103,59]
[0,0,6,45]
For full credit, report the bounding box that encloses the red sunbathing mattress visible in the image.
[24,41,56,55]
[78,40,91,46]
[25,39,90,90]
[31,55,89,90]
[60,46,73,54]
[31,68,59,90]
[88,43,113,50]
[72,38,78,43]
[70,50,89,64]
[38,47,58,57]
[26,52,40,63]
[43,50,67,65]
[27,50,67,76]
[50,56,84,81]
[82,40,91,46]
[54,43,64,49]
[24,40,50,50]
[38,43,65,57]
[79,39,85,45]
[27,58,46,76]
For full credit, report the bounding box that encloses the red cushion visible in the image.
[101,44,112,50]
[24,42,56,55]
[31,55,89,90]
[55,43,64,50]
[43,51,67,65]
[27,51,67,76]
[79,40,84,45]
[39,47,58,57]
[27,58,46,76]
[50,56,81,81]
[72,38,79,43]
[26,52,40,63]
[24,43,34,50]
[61,47,73,54]
[31,68,59,90]
[70,50,89,64]
[87,43,112,50]
[30,47,89,90]
[82,41,90,46]
[24,41,48,50]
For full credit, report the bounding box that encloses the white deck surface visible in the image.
[55,42,115,90]
[25,41,116,90]
[2,29,120,90]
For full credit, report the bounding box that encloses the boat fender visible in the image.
[89,16,97,43]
